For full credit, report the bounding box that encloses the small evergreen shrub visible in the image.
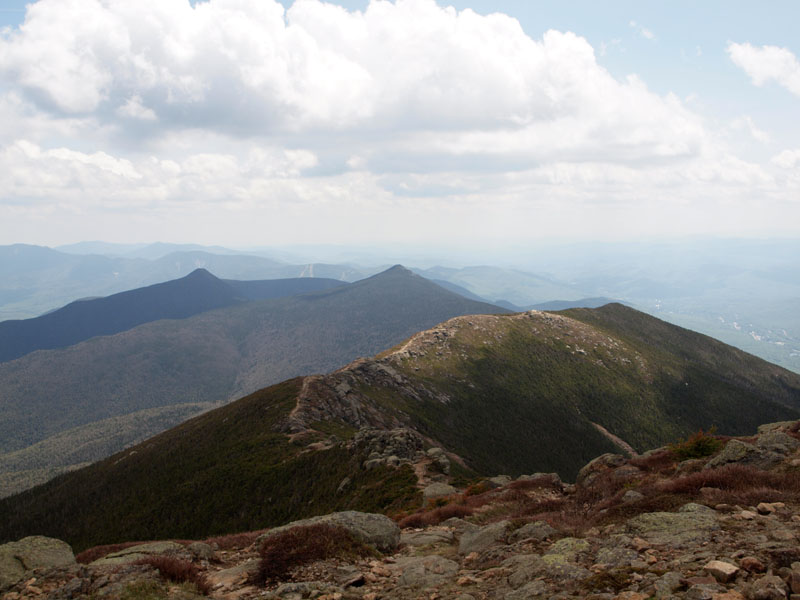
[255,524,376,586]
[668,429,723,461]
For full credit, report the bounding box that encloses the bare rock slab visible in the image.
[90,541,185,566]
[626,504,719,546]
[258,511,400,553]
[396,555,459,588]
[0,536,75,590]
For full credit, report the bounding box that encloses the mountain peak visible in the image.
[184,267,217,280]
[382,264,413,275]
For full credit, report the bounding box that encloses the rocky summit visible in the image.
[7,420,800,599]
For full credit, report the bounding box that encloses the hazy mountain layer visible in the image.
[0,266,505,458]
[0,269,347,364]
[0,244,374,320]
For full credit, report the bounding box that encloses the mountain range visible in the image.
[2,302,798,550]
[0,269,345,364]
[0,244,376,321]
[0,266,506,496]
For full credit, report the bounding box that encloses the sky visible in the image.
[0,0,799,249]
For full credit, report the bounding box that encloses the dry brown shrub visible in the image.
[629,450,676,473]
[512,497,568,519]
[463,481,491,496]
[574,472,630,507]
[204,530,265,550]
[135,555,211,595]
[508,477,561,491]
[528,507,594,536]
[397,502,473,528]
[255,523,376,586]
[658,464,800,498]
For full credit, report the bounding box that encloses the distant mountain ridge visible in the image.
[0,269,239,363]
[0,244,376,321]
[0,266,507,494]
[2,303,799,549]
[0,269,346,364]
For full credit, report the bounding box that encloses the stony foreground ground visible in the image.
[5,421,800,600]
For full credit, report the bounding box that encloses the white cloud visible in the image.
[0,0,691,156]
[728,42,800,97]
[729,116,770,143]
[117,96,158,121]
[772,149,800,169]
[0,0,796,245]
[629,20,655,41]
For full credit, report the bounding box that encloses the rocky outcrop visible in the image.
[626,503,720,546]
[704,439,784,471]
[0,536,74,591]
[89,541,187,566]
[353,427,424,470]
[258,511,401,553]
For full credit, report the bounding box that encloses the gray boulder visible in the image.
[704,439,783,471]
[458,520,511,555]
[626,504,719,546]
[423,482,457,499]
[258,511,400,553]
[756,430,800,455]
[509,521,558,543]
[757,421,797,434]
[401,529,454,547]
[90,541,186,566]
[396,555,459,588]
[0,536,75,590]
[576,453,626,487]
[487,475,512,488]
[504,579,549,599]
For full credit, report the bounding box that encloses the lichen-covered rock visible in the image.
[744,573,788,600]
[396,555,459,588]
[577,453,626,487]
[757,421,797,434]
[503,550,590,587]
[596,546,640,568]
[458,520,512,555]
[622,489,645,503]
[544,537,590,563]
[0,536,75,590]
[516,472,563,489]
[401,529,454,547]
[704,440,783,471]
[423,482,457,499]
[653,571,683,598]
[756,430,800,455]
[626,505,719,546]
[487,475,512,488]
[426,447,452,474]
[504,579,549,599]
[258,511,400,552]
[354,427,424,469]
[269,581,346,599]
[90,541,186,566]
[508,521,558,543]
